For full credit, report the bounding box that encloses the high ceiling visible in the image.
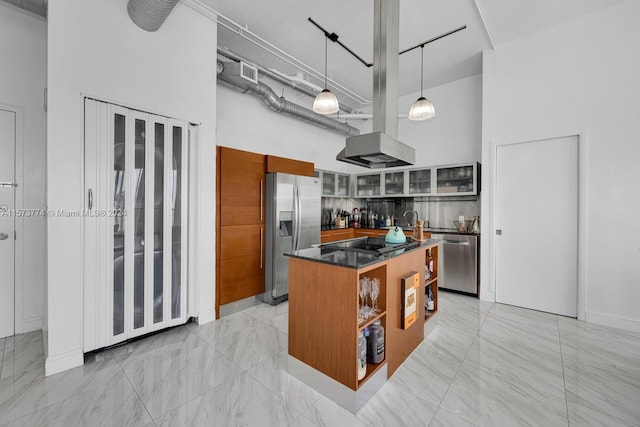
[207,0,624,110]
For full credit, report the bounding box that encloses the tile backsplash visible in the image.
[322,196,480,229]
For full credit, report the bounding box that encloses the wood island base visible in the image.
[286,239,441,413]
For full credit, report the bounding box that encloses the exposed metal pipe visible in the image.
[217,48,354,114]
[127,0,179,32]
[1,0,47,18]
[217,60,360,137]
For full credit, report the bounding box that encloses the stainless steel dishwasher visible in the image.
[430,233,479,295]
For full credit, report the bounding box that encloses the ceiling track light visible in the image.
[313,36,340,115]
[409,45,435,121]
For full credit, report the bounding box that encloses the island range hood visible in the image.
[336,0,415,169]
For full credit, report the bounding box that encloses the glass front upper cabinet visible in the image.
[322,171,336,196]
[336,174,350,197]
[435,163,479,195]
[408,168,432,195]
[356,173,382,197]
[384,171,405,196]
[316,169,351,197]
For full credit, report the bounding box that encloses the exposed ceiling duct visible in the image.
[217,60,360,137]
[127,0,178,32]
[1,0,47,18]
[336,0,415,169]
[218,47,354,114]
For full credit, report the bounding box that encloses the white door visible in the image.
[495,136,578,317]
[84,99,189,352]
[0,108,16,338]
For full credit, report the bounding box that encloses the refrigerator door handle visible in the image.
[293,179,301,251]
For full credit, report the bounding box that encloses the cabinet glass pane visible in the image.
[384,172,404,195]
[113,113,125,336]
[133,118,145,329]
[322,172,336,195]
[153,123,164,324]
[436,166,474,193]
[337,174,349,196]
[357,174,381,196]
[409,169,431,194]
[171,126,182,319]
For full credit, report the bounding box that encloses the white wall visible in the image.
[399,74,482,167]
[46,0,217,375]
[481,0,640,331]
[216,83,364,174]
[0,4,47,334]
[217,73,482,172]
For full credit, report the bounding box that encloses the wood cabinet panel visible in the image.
[353,229,379,238]
[266,155,314,176]
[218,224,264,305]
[219,225,263,261]
[218,146,266,226]
[289,258,359,389]
[218,256,264,304]
[320,228,354,243]
[385,249,426,377]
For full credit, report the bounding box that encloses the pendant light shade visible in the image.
[409,45,435,121]
[313,37,339,115]
[313,89,339,114]
[409,96,435,120]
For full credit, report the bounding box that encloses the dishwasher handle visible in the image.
[443,240,470,246]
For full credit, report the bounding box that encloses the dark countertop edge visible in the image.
[321,225,479,236]
[285,238,442,270]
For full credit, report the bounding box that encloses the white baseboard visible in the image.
[196,309,216,325]
[45,348,83,376]
[17,316,42,334]
[480,290,495,303]
[585,310,640,333]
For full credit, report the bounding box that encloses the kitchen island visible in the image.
[286,237,441,412]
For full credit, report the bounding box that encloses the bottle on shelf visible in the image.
[357,330,367,380]
[428,249,434,274]
[366,320,385,364]
[380,215,386,227]
[426,285,435,311]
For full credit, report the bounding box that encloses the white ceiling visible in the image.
[206,0,624,110]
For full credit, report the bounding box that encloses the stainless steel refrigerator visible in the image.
[263,172,321,305]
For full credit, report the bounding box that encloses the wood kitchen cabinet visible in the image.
[320,228,354,243]
[216,146,315,316]
[218,147,266,226]
[266,155,314,177]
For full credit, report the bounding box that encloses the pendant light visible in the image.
[409,45,435,121]
[313,36,339,115]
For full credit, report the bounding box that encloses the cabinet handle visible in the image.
[259,179,264,222]
[88,189,93,210]
[260,227,264,269]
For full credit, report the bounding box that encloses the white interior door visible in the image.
[0,108,16,339]
[495,136,578,317]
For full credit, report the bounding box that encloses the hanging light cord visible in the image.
[420,44,424,97]
[324,36,329,89]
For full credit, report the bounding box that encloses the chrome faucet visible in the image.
[402,210,419,227]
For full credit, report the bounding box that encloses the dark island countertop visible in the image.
[285,237,441,270]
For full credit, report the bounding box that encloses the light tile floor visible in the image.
[1,292,640,426]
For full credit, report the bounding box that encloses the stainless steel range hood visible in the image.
[336,131,414,168]
[337,0,415,169]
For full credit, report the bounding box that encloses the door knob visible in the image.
[0,233,9,240]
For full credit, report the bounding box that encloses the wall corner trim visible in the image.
[45,348,84,376]
[196,309,216,326]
